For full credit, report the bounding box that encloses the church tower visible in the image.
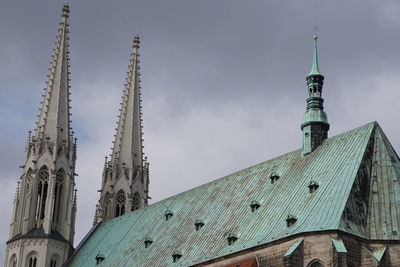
[301,35,330,155]
[95,36,149,223]
[5,4,77,267]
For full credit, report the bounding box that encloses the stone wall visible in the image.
[198,231,400,267]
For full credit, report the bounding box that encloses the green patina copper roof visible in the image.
[363,246,387,262]
[302,108,328,125]
[68,122,400,267]
[309,35,321,76]
[283,239,303,257]
[331,239,347,253]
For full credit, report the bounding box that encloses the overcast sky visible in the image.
[1,0,400,263]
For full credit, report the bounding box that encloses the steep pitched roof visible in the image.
[68,122,400,266]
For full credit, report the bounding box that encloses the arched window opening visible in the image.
[35,166,49,222]
[308,259,324,267]
[52,169,64,225]
[28,256,37,267]
[50,258,57,267]
[131,192,140,211]
[115,190,126,217]
[26,169,33,195]
[9,254,17,267]
[102,192,110,220]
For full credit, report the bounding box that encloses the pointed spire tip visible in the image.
[62,3,70,18]
[133,34,140,48]
[308,34,321,76]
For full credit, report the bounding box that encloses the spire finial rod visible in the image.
[133,34,140,49]
[309,34,321,76]
[62,3,70,19]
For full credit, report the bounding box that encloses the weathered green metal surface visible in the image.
[301,108,328,125]
[309,35,321,76]
[372,247,386,261]
[284,240,303,257]
[68,122,400,267]
[331,239,347,253]
[362,246,386,262]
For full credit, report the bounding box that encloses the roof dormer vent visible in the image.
[95,254,105,265]
[286,214,297,227]
[250,200,261,212]
[270,172,280,184]
[194,219,205,231]
[172,251,182,262]
[308,181,319,193]
[144,237,153,248]
[165,209,173,221]
[227,232,238,245]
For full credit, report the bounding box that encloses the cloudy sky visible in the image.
[1,0,400,262]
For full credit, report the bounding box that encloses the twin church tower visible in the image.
[4,3,328,267]
[4,4,148,266]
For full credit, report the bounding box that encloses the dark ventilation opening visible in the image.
[269,172,280,184]
[165,209,174,221]
[308,181,319,193]
[286,214,297,227]
[144,238,153,248]
[227,233,238,245]
[250,200,261,212]
[172,251,182,262]
[95,254,105,265]
[194,220,205,231]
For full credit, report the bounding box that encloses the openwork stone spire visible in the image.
[97,35,149,223]
[35,3,72,148]
[110,35,144,175]
[5,4,77,266]
[301,35,330,156]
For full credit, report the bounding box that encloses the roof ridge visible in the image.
[144,121,378,208]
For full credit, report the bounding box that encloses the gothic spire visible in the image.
[97,35,149,223]
[5,4,76,265]
[35,3,72,146]
[301,35,329,156]
[110,35,144,175]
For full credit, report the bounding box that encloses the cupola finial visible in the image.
[301,34,329,156]
[309,35,321,76]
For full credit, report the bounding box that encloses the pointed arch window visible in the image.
[50,258,57,267]
[308,260,324,267]
[26,168,33,195]
[102,192,111,220]
[115,190,126,217]
[9,254,17,267]
[36,166,49,222]
[28,256,37,267]
[131,192,140,211]
[52,169,64,225]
